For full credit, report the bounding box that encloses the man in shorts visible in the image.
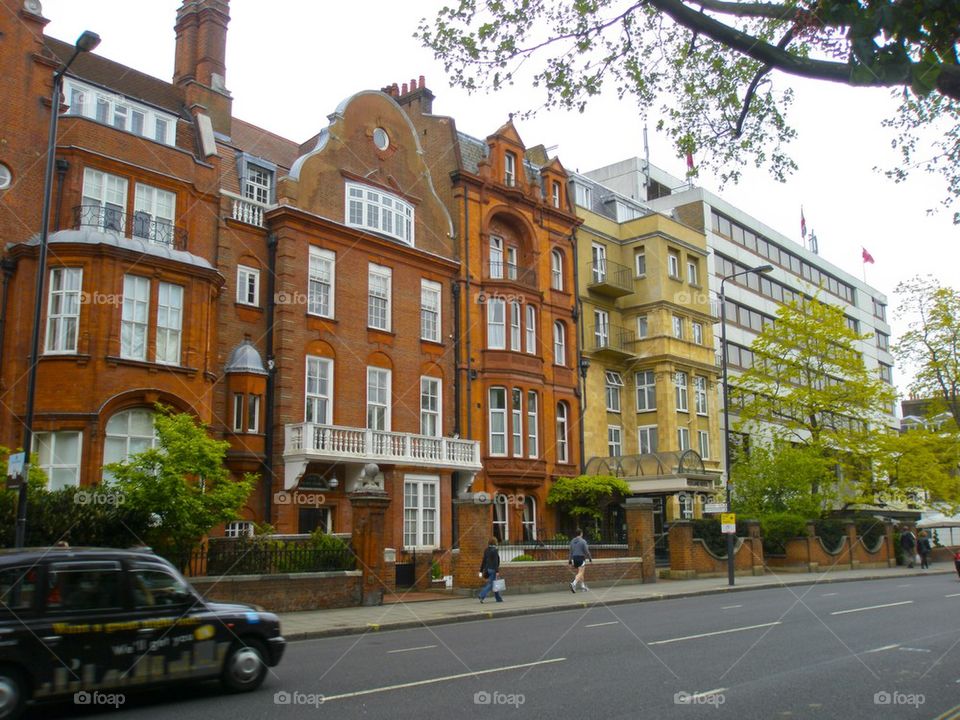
[569,528,593,592]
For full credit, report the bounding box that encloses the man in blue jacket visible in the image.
[478,538,503,603]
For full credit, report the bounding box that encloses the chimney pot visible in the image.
[402,82,408,94]
[419,75,425,87]
[410,77,417,90]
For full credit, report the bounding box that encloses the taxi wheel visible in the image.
[0,666,25,720]
[221,638,268,692]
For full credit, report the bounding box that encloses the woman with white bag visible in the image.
[478,538,504,603]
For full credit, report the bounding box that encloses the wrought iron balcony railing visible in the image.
[74,204,187,250]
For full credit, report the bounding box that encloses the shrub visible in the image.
[551,532,569,542]
[761,513,807,555]
[815,519,847,552]
[431,561,443,579]
[511,554,535,562]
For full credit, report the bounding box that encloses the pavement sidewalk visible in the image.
[279,564,956,641]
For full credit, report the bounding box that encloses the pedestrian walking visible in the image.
[569,528,593,592]
[899,527,917,568]
[478,538,503,603]
[917,530,932,569]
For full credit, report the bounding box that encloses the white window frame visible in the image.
[45,267,82,354]
[635,249,646,276]
[247,394,261,433]
[420,376,441,437]
[638,425,658,454]
[522,496,537,541]
[493,493,509,542]
[687,259,699,285]
[511,388,523,457]
[575,183,592,207]
[636,314,648,339]
[553,321,566,366]
[232,393,244,432]
[504,151,517,187]
[672,315,683,339]
[607,425,622,457]
[403,474,439,548]
[308,247,335,318]
[103,408,157,481]
[367,263,392,331]
[305,356,333,424]
[668,250,680,278]
[133,183,176,245]
[506,246,518,280]
[243,163,273,205]
[81,167,128,234]
[591,243,607,283]
[510,301,522,351]
[155,281,183,366]
[525,305,536,354]
[225,521,255,538]
[237,265,260,306]
[692,322,703,345]
[487,298,506,349]
[678,427,691,452]
[120,274,150,361]
[595,309,610,348]
[675,371,689,412]
[551,249,564,290]
[605,370,624,412]
[698,430,710,459]
[64,78,177,146]
[556,402,569,463]
[636,370,656,411]
[33,431,82,490]
[420,279,442,342]
[345,182,414,246]
[489,387,507,456]
[366,367,392,431]
[552,182,561,208]
[490,236,504,279]
[694,375,708,415]
[527,390,539,458]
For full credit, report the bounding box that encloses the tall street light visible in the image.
[15,30,101,548]
[719,263,773,586]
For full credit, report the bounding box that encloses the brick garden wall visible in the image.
[495,558,645,594]
[191,571,362,612]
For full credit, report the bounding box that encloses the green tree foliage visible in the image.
[894,275,960,426]
[105,407,255,562]
[876,425,960,511]
[730,442,832,519]
[419,1,960,220]
[546,474,630,525]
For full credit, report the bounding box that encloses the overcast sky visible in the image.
[40,0,957,393]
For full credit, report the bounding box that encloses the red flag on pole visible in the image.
[800,207,806,240]
[862,247,875,264]
[686,151,694,173]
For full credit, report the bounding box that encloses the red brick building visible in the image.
[394,84,584,542]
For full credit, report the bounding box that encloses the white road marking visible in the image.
[648,622,781,645]
[865,644,900,653]
[899,647,932,653]
[690,687,727,701]
[945,593,960,598]
[821,592,838,597]
[319,658,566,702]
[721,605,743,610]
[387,644,437,654]
[831,600,913,616]
[585,621,620,628]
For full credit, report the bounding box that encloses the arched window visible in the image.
[493,493,509,542]
[553,321,566,366]
[556,402,569,464]
[522,496,537,541]
[550,249,564,290]
[103,408,157,480]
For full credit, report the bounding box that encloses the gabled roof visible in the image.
[230,118,299,170]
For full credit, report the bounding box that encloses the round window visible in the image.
[0,163,10,190]
[373,128,389,151]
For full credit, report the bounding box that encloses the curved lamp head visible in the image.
[75,30,101,53]
[753,264,774,274]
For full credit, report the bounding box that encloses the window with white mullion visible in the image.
[698,430,710,459]
[120,275,150,360]
[344,182,414,246]
[636,370,656,411]
[243,164,272,205]
[305,356,333,424]
[489,387,507,456]
[694,375,708,415]
[675,371,689,412]
[551,249,564,290]
[133,183,176,245]
[553,321,566,365]
[489,236,504,279]
[556,403,569,463]
[527,390,539,458]
[638,425,658,454]
[678,427,691,451]
[237,265,260,306]
[367,263,392,331]
[525,305,536,354]
[420,377,441,437]
[487,298,506,349]
[81,168,127,232]
[64,78,176,146]
[34,431,82,490]
[493,494,509,542]
[366,367,391,431]
[155,281,183,365]
[510,301,522,351]
[607,425,622,457]
[45,267,82,354]
[308,247,335,318]
[605,370,624,412]
[404,477,439,547]
[420,280,441,342]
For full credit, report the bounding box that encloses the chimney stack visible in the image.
[173,0,232,134]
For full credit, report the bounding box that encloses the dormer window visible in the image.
[552,181,561,208]
[345,182,414,246]
[244,164,272,205]
[63,78,176,146]
[504,152,517,187]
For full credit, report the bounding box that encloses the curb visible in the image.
[282,568,953,641]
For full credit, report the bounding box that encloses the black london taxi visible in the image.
[0,546,286,719]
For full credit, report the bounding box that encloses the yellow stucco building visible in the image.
[571,174,722,531]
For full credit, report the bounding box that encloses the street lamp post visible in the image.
[15,30,100,548]
[719,263,773,586]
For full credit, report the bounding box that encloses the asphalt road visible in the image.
[40,573,960,719]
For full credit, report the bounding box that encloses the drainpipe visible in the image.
[571,227,586,475]
[53,159,69,231]
[462,183,473,440]
[0,258,17,378]
[263,233,278,526]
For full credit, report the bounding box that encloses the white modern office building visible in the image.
[580,158,897,448]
